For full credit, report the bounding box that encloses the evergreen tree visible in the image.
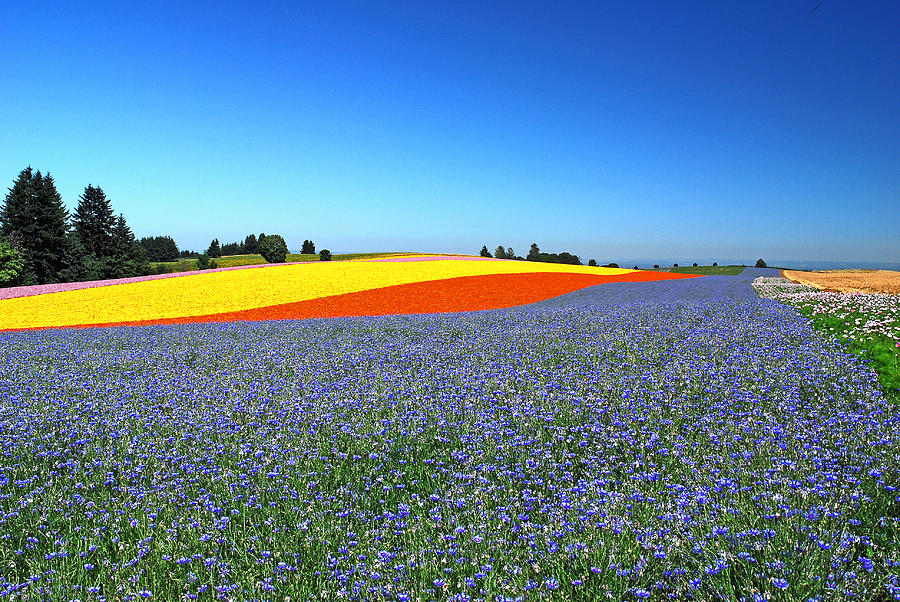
[301,239,316,254]
[319,249,332,262]
[479,245,491,258]
[0,168,70,284]
[243,234,259,254]
[527,243,540,261]
[755,258,767,268]
[493,245,506,259]
[221,241,243,256]
[73,185,116,258]
[505,247,515,260]
[588,259,597,266]
[207,238,221,258]
[111,214,148,277]
[139,235,179,262]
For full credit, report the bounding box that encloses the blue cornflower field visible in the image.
[1,268,898,601]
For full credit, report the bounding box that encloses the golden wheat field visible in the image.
[782,269,900,294]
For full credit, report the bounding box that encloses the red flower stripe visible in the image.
[7,270,698,331]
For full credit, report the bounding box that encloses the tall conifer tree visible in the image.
[73,185,116,258]
[111,213,148,278]
[0,167,69,284]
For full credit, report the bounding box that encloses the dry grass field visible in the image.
[782,269,900,294]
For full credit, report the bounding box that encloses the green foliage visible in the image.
[479,245,492,258]
[492,245,519,260]
[220,241,244,256]
[798,308,900,403]
[588,259,597,266]
[207,238,221,258]
[110,214,149,278]
[301,239,316,254]
[527,251,582,265]
[756,258,767,268]
[73,185,116,258]
[319,249,332,262]
[0,167,70,284]
[139,235,180,262]
[243,234,259,254]
[196,253,211,270]
[0,238,24,285]
[259,234,288,263]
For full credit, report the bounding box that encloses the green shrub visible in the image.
[0,239,25,285]
[259,234,288,263]
[319,249,332,262]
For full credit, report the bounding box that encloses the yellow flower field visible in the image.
[0,259,633,330]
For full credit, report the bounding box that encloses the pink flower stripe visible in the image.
[369,255,498,263]
[0,261,319,301]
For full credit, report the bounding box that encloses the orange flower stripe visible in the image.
[0,258,697,331]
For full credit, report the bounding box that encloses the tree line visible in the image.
[479,242,583,265]
[0,166,330,287]
[1,167,146,286]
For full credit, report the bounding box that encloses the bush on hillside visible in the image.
[259,234,288,263]
[756,258,768,268]
[319,249,332,262]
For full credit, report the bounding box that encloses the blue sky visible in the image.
[1,1,897,264]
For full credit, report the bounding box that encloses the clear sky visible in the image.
[1,1,897,264]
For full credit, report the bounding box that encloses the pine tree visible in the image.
[243,234,259,254]
[0,168,36,284]
[207,238,221,258]
[301,239,316,254]
[73,185,116,258]
[527,243,540,261]
[479,245,491,258]
[110,214,148,278]
[0,168,70,284]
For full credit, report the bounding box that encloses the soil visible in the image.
[782,269,900,294]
